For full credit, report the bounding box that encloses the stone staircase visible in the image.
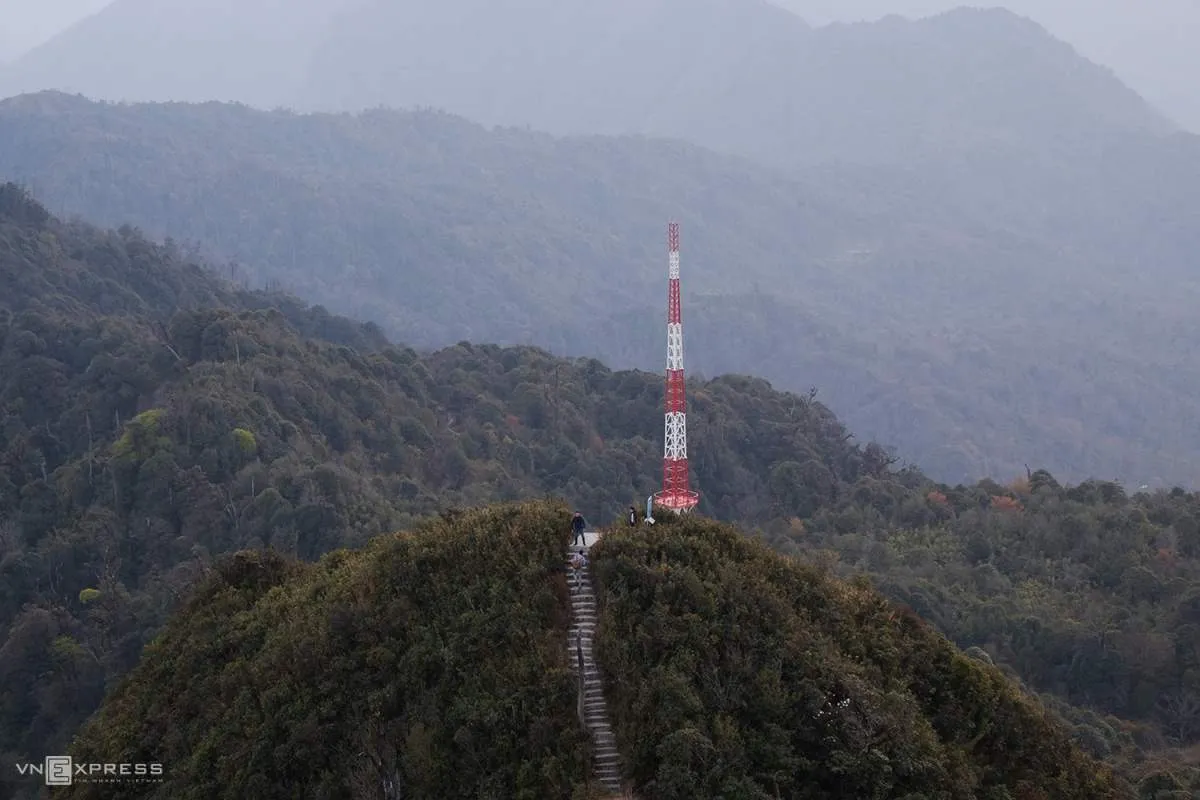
[566,544,624,795]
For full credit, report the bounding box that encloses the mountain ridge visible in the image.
[56,502,1130,799]
[4,94,1200,487]
[5,181,1200,795]
[0,0,1169,170]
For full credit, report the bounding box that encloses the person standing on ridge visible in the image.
[571,511,587,546]
[627,505,639,527]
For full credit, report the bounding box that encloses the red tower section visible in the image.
[654,222,699,513]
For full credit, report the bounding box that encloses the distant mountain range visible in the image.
[772,0,1200,133]
[3,93,1199,488]
[0,0,1172,170]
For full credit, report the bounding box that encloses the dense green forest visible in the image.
[0,184,879,774]
[63,503,594,799]
[3,93,1200,488]
[4,184,1200,795]
[62,501,1127,799]
[593,512,1126,799]
[763,471,1200,792]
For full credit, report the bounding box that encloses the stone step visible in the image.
[567,555,627,798]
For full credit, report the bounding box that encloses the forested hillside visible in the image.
[5,185,1200,794]
[0,185,884,772]
[593,513,1128,799]
[762,470,1200,791]
[3,95,1200,489]
[60,502,1128,799]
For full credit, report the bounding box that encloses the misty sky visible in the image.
[0,0,109,59]
[1,0,1196,130]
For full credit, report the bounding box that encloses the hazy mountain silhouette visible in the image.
[0,0,338,109]
[772,0,1200,133]
[0,0,1171,169]
[4,93,1199,488]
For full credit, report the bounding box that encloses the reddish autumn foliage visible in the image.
[990,495,1023,512]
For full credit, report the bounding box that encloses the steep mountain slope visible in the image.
[0,184,390,352]
[306,2,1169,167]
[0,1,1167,170]
[0,185,885,768]
[58,502,1129,799]
[594,513,1130,798]
[3,95,1200,488]
[772,0,1200,133]
[5,185,1200,793]
[62,504,591,799]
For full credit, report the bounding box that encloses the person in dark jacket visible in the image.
[627,505,639,527]
[571,511,587,545]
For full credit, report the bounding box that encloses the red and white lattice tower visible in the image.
[654,222,700,514]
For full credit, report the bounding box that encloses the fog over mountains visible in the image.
[3,0,1197,132]
[3,90,1199,488]
[7,5,1200,794]
[1,0,1198,490]
[772,0,1200,132]
[0,0,110,61]
[0,1,1173,170]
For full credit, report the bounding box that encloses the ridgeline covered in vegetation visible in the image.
[593,512,1127,799]
[63,503,591,799]
[0,184,882,771]
[1,184,1199,794]
[4,93,1200,487]
[61,502,1126,799]
[770,472,1200,790]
